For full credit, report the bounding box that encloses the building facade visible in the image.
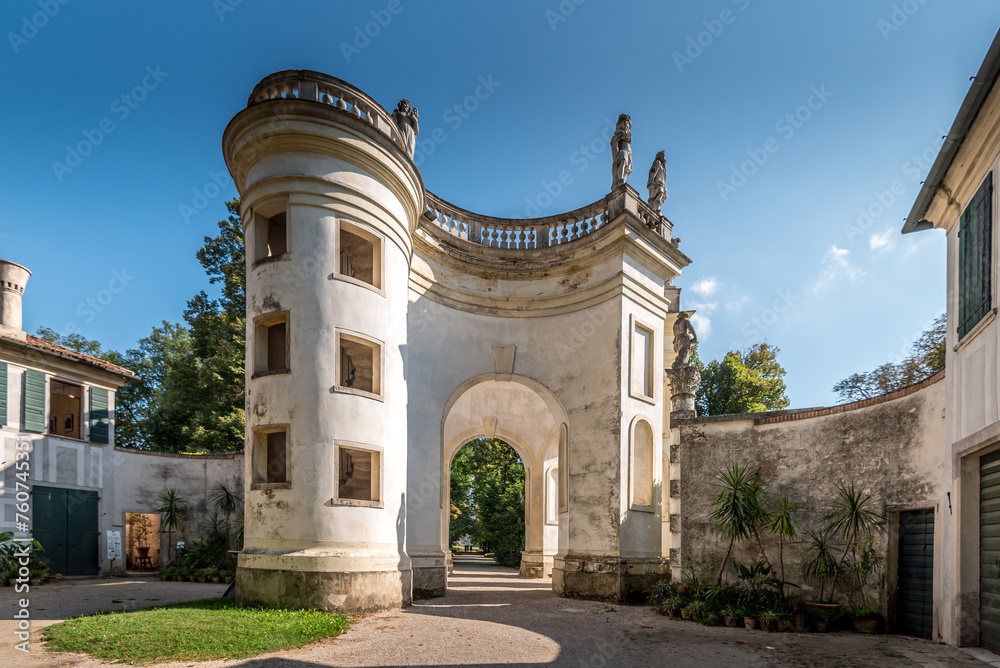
[223,71,693,612]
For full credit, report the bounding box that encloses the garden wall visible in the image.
[675,372,947,620]
[108,448,244,569]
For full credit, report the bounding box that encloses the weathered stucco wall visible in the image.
[110,447,244,567]
[677,374,947,626]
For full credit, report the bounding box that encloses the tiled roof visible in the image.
[0,334,136,379]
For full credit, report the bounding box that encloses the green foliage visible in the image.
[833,314,945,402]
[801,526,841,601]
[41,598,351,664]
[155,489,186,561]
[695,343,790,416]
[709,463,769,585]
[769,496,799,595]
[210,482,242,549]
[175,536,231,571]
[824,482,884,603]
[0,531,48,584]
[450,438,525,568]
[34,328,105,357]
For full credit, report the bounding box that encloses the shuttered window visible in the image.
[0,362,7,427]
[959,173,994,339]
[23,369,46,433]
[89,387,110,444]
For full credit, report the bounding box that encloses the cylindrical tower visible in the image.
[223,71,423,612]
[0,259,31,341]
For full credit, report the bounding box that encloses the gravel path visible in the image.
[1,555,997,667]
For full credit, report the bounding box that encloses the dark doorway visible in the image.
[32,485,99,576]
[896,508,934,639]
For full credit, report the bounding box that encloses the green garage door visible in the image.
[32,486,99,576]
[981,451,1000,652]
[897,508,933,639]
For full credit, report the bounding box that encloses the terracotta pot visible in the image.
[212,576,220,583]
[792,613,807,632]
[777,620,791,632]
[137,547,150,558]
[725,616,742,628]
[666,607,679,619]
[681,608,692,620]
[691,611,701,623]
[853,617,878,634]
[760,619,777,632]
[744,617,757,630]
[806,602,841,615]
[813,620,829,633]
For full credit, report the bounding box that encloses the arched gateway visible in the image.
[224,70,693,613]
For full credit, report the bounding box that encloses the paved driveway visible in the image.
[2,556,997,667]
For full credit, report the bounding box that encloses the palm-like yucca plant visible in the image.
[155,489,187,562]
[823,482,883,602]
[801,526,839,602]
[710,463,769,586]
[768,496,799,596]
[210,482,242,549]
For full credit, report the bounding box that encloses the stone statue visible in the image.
[672,312,698,368]
[611,114,632,189]
[647,150,667,210]
[392,99,419,158]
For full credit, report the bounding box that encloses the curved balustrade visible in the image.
[248,70,405,150]
[423,190,673,251]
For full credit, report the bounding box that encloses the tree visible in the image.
[832,314,945,402]
[696,343,790,416]
[450,438,525,567]
[34,327,104,357]
[155,489,186,562]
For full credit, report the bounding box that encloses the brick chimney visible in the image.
[0,259,30,341]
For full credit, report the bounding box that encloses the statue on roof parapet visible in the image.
[647,150,667,211]
[611,114,632,189]
[392,99,420,158]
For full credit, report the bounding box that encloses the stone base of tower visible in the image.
[236,551,412,613]
[410,552,448,599]
[552,555,669,603]
[519,550,554,578]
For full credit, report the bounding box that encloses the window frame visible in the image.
[333,219,385,296]
[251,424,291,490]
[252,310,291,378]
[629,314,658,404]
[333,329,384,400]
[332,440,384,508]
[957,171,996,344]
[250,199,292,269]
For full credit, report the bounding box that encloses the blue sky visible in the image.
[2,1,997,408]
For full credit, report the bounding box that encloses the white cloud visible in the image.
[688,301,717,340]
[811,246,867,294]
[724,295,751,313]
[690,313,712,339]
[691,277,719,297]
[869,229,895,252]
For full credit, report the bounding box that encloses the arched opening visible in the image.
[448,437,526,568]
[438,374,569,583]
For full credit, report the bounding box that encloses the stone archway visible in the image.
[440,374,568,581]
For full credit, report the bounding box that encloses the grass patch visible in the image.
[42,598,351,665]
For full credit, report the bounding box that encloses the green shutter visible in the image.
[23,369,46,433]
[0,362,7,427]
[959,172,993,339]
[89,387,110,444]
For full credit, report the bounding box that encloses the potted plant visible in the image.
[743,608,758,630]
[802,526,842,616]
[791,607,807,632]
[812,609,836,633]
[824,482,884,605]
[775,610,792,632]
[155,490,187,562]
[710,464,770,587]
[846,536,883,634]
[758,610,779,632]
[722,606,742,628]
[852,608,880,634]
[671,596,688,619]
[685,600,705,622]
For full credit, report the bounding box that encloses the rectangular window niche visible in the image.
[334,442,383,507]
[334,330,383,400]
[251,426,290,489]
[253,311,290,378]
[252,202,290,267]
[336,220,383,293]
[630,315,656,403]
